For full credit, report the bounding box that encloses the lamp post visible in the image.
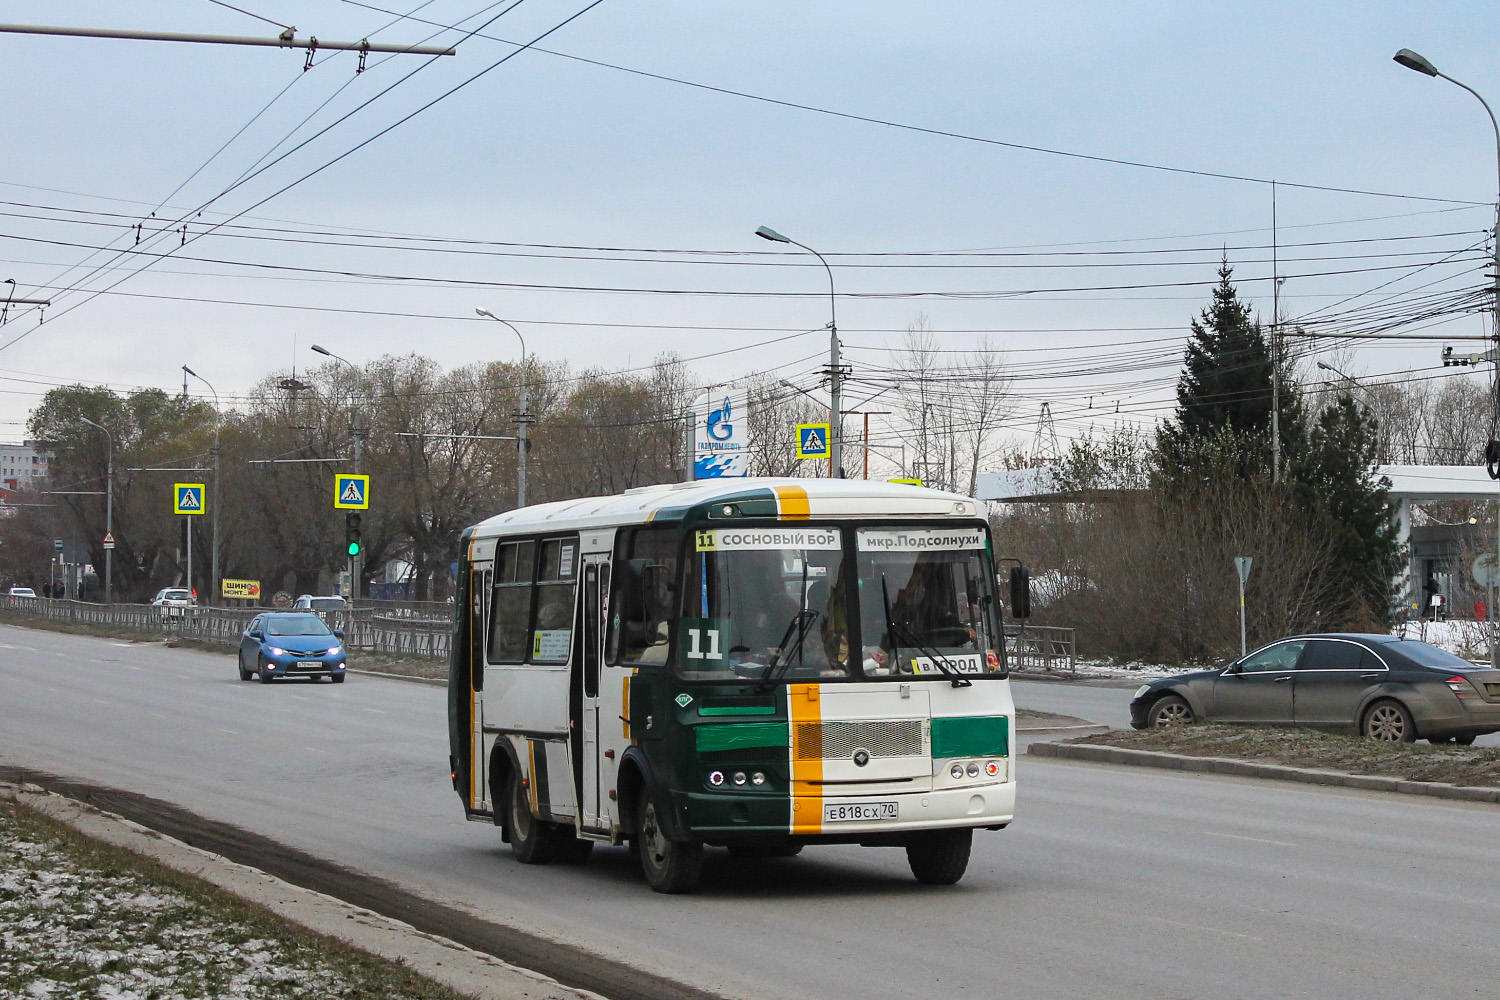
[475,308,531,507]
[78,417,112,604]
[1395,48,1500,662]
[311,345,363,599]
[756,226,843,477]
[182,366,220,606]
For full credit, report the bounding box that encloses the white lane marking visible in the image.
[1204,831,1297,848]
[221,728,239,735]
[363,708,387,714]
[290,695,309,702]
[149,713,167,720]
[1141,914,1263,941]
[112,643,133,647]
[92,699,109,705]
[304,746,330,755]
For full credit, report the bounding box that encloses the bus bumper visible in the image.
[679,780,1016,838]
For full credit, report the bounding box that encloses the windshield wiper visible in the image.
[879,575,971,688]
[754,610,820,693]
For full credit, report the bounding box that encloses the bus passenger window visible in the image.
[610,527,679,665]
[488,540,534,663]
[532,538,577,664]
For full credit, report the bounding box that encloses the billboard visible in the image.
[221,579,262,600]
[692,391,749,478]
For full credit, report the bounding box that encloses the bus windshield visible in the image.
[855,527,1003,679]
[680,526,850,682]
[675,523,1002,683]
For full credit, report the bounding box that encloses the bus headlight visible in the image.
[950,763,965,779]
[708,771,725,787]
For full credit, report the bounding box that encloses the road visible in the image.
[5,623,1500,999]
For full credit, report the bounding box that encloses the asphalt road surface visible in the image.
[5,623,1500,999]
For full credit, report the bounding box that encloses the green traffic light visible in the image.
[347,542,361,557]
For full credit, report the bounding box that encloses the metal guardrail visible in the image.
[1005,623,1077,672]
[0,596,451,660]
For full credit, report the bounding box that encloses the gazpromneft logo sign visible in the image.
[857,528,985,552]
[695,528,841,552]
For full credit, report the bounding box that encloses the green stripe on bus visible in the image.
[930,715,1009,758]
[695,722,789,753]
[698,705,777,716]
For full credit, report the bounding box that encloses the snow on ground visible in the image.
[0,800,456,1000]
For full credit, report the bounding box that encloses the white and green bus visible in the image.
[447,478,1023,893]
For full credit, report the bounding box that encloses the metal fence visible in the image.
[1,596,451,660]
[1005,624,1076,672]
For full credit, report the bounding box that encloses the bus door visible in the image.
[574,554,608,833]
[469,562,491,813]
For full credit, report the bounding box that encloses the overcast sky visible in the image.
[1,1,1497,459]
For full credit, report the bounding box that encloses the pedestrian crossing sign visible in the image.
[334,474,370,510]
[173,483,206,515]
[795,422,832,460]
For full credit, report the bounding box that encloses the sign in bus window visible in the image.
[531,538,577,665]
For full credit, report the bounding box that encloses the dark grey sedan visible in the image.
[1129,634,1500,745]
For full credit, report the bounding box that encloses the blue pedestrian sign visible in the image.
[795,422,831,460]
[53,537,63,553]
[173,483,206,516]
[334,474,370,510]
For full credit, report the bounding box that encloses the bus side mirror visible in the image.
[1008,566,1032,620]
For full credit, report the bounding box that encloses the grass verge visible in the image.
[1067,725,1500,787]
[0,793,474,1000]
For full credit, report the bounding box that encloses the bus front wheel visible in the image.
[636,792,702,894]
[906,828,972,885]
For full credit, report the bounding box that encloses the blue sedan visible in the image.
[238,612,347,684]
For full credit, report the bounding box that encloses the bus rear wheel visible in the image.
[636,792,702,893]
[906,828,972,885]
[507,771,558,864]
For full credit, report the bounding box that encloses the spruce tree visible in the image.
[1157,260,1303,478]
[1295,396,1400,624]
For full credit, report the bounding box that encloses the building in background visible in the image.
[0,440,50,493]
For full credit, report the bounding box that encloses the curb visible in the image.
[1027,741,1500,804]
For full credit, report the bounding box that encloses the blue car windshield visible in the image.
[266,617,332,637]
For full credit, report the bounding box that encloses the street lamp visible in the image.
[78,416,112,604]
[475,308,531,507]
[1395,48,1500,662]
[757,226,843,476]
[182,366,220,607]
[311,345,364,601]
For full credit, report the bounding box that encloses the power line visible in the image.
[337,0,1486,207]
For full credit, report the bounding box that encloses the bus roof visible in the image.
[469,477,981,539]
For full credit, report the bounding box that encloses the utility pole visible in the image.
[183,367,220,606]
[79,417,112,603]
[311,345,364,601]
[1271,181,1281,484]
[475,310,530,506]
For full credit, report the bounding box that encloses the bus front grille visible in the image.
[795,720,924,760]
[700,745,786,764]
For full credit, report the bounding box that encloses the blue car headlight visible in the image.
[328,645,343,657]
[266,646,289,657]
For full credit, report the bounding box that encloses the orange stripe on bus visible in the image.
[774,485,811,520]
[788,683,823,835]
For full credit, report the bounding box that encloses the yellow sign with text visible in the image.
[221,579,261,600]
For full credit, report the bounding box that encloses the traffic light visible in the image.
[345,512,362,558]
